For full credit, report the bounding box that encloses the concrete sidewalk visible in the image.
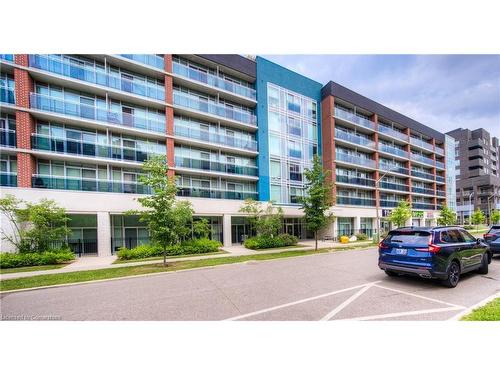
[0,240,372,281]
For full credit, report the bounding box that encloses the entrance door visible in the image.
[286,223,294,236]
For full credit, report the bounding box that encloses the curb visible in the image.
[0,245,377,295]
[448,291,500,321]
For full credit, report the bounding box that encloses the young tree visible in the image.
[437,204,457,226]
[193,218,211,239]
[239,198,262,235]
[298,155,334,251]
[0,195,70,253]
[471,208,485,230]
[388,200,412,228]
[239,199,283,238]
[128,155,194,266]
[490,209,500,225]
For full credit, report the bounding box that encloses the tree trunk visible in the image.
[163,246,167,267]
[315,231,318,251]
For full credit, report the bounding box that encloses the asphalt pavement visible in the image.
[1,248,499,321]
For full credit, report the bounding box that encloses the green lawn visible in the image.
[253,245,309,251]
[0,245,374,292]
[461,298,500,321]
[0,264,66,274]
[113,250,228,264]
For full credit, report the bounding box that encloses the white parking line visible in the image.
[224,282,380,321]
[337,306,465,321]
[319,283,374,321]
[373,284,466,308]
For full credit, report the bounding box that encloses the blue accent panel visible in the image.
[255,56,323,202]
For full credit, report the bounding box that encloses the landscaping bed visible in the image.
[461,298,500,321]
[0,250,75,269]
[243,234,298,250]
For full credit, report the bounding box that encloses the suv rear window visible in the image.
[489,226,500,234]
[385,231,431,246]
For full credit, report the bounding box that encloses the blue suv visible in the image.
[483,225,500,254]
[378,226,491,288]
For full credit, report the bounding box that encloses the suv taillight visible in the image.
[484,233,494,239]
[428,243,441,253]
[379,241,389,250]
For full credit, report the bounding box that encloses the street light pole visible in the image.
[487,194,495,225]
[468,191,474,226]
[375,169,395,242]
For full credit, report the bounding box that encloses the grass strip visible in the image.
[0,264,66,274]
[113,250,228,264]
[1,245,373,292]
[461,298,500,321]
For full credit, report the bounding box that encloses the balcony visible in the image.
[173,62,256,101]
[436,175,445,183]
[31,134,165,163]
[435,146,445,155]
[336,152,376,169]
[29,54,165,101]
[335,129,375,149]
[379,164,409,175]
[411,169,435,181]
[411,186,435,195]
[1,87,15,104]
[437,190,446,197]
[334,107,375,130]
[378,125,408,141]
[378,143,410,159]
[174,123,257,152]
[379,181,409,192]
[0,54,14,62]
[32,175,151,194]
[412,202,435,210]
[119,54,164,70]
[177,186,258,200]
[410,137,433,151]
[435,160,445,169]
[411,153,435,166]
[175,156,258,177]
[1,129,16,148]
[336,175,375,187]
[380,200,404,208]
[173,91,256,126]
[336,196,376,206]
[1,172,17,187]
[30,93,166,134]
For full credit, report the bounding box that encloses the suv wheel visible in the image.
[385,270,398,277]
[477,253,489,275]
[442,261,460,288]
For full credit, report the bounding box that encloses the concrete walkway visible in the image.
[0,240,372,281]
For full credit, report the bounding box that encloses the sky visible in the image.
[264,55,500,138]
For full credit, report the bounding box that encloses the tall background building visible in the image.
[0,54,451,256]
[447,127,500,224]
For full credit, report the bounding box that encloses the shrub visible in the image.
[0,249,74,269]
[243,234,298,249]
[354,232,368,241]
[463,225,474,230]
[116,239,222,260]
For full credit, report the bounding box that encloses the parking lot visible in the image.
[1,247,499,321]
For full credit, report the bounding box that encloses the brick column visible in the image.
[164,54,175,178]
[14,54,36,188]
[321,96,335,203]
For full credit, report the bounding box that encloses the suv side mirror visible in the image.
[476,238,482,244]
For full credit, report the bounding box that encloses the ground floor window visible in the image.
[67,214,98,256]
[231,217,255,244]
[111,215,149,252]
[360,217,374,237]
[337,217,354,236]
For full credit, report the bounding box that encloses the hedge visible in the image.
[116,238,222,260]
[0,249,75,269]
[243,234,298,250]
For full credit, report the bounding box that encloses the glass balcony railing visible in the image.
[411,186,435,195]
[378,144,409,158]
[410,137,433,151]
[173,91,257,126]
[411,170,435,181]
[30,93,166,134]
[174,124,257,152]
[334,107,375,130]
[436,175,445,183]
[335,174,375,187]
[412,203,435,210]
[1,172,17,187]
[29,54,165,101]
[1,87,15,104]
[411,153,435,166]
[177,186,258,200]
[435,160,445,169]
[119,54,164,70]
[378,125,408,141]
[173,62,256,100]
[336,152,376,169]
[379,164,409,175]
[32,175,151,194]
[1,129,16,147]
[435,146,445,155]
[437,190,446,197]
[379,181,409,192]
[175,156,258,177]
[336,196,376,206]
[335,129,375,148]
[0,54,14,62]
[380,200,404,208]
[31,134,165,163]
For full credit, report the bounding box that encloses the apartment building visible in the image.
[447,127,500,224]
[0,54,452,256]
